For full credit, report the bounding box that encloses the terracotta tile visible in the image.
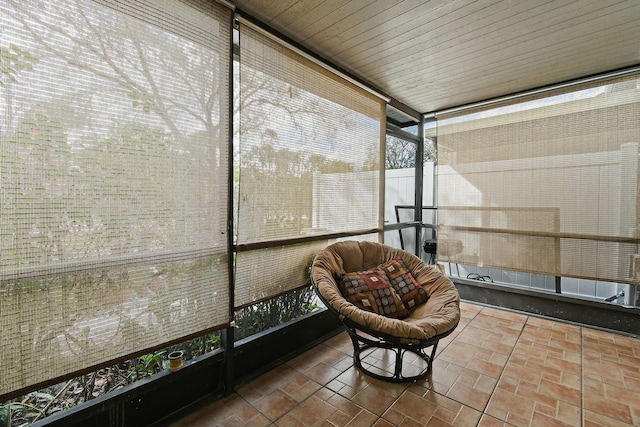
[477,414,512,426]
[584,356,632,390]
[251,389,299,421]
[530,410,578,427]
[459,301,483,320]
[619,352,640,370]
[383,389,481,426]
[582,328,640,358]
[238,364,308,398]
[550,368,581,390]
[445,380,496,412]
[554,400,582,426]
[169,303,640,427]
[323,331,353,354]
[275,413,309,427]
[328,368,408,416]
[302,361,343,385]
[524,317,582,349]
[583,382,635,425]
[432,400,482,426]
[488,351,582,426]
[546,353,582,376]
[325,391,368,418]
[237,364,321,408]
[278,389,376,427]
[624,374,640,393]
[343,410,378,427]
[425,360,497,411]
[383,389,437,425]
[437,340,508,378]
[456,324,518,354]
[583,333,640,379]
[284,378,322,402]
[583,328,640,427]
[287,344,351,373]
[479,306,528,324]
[485,385,535,425]
[381,406,406,426]
[434,330,459,354]
[169,393,270,427]
[605,381,640,403]
[500,356,543,384]
[325,379,358,399]
[511,334,582,377]
[517,385,563,410]
[372,419,396,427]
[458,405,486,426]
[455,315,476,330]
[464,314,526,338]
[326,366,371,398]
[583,409,638,427]
[538,378,581,406]
[326,408,353,427]
[277,395,334,426]
[351,383,399,415]
[526,326,582,353]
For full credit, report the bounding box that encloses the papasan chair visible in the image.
[311,240,460,382]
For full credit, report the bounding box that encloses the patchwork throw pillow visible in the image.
[336,269,408,318]
[378,257,428,311]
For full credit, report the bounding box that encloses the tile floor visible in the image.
[169,302,640,426]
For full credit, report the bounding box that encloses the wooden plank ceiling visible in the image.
[232,0,640,117]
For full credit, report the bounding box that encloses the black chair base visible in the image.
[342,320,455,383]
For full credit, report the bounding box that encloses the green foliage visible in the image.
[2,108,74,267]
[167,333,220,360]
[127,91,155,114]
[0,44,39,88]
[234,286,319,340]
[138,351,166,374]
[0,402,41,427]
[130,351,166,381]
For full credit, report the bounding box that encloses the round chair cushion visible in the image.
[312,240,460,341]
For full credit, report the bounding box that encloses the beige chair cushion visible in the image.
[312,240,460,341]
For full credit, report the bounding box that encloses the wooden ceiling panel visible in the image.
[361,1,592,79]
[233,0,640,114]
[309,1,422,54]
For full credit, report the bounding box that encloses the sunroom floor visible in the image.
[169,301,640,426]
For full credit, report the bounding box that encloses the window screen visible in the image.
[437,74,640,284]
[235,23,384,308]
[0,0,231,399]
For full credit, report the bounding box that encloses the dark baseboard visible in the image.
[453,278,640,337]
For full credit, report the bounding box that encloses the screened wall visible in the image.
[437,74,640,286]
[234,21,385,308]
[0,0,386,401]
[0,0,232,399]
